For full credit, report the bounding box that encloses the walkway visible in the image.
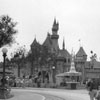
[9,88,90,100]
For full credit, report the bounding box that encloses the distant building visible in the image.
[85,59,100,79]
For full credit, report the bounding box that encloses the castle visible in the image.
[30,19,100,83]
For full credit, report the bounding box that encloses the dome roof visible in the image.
[58,49,71,58]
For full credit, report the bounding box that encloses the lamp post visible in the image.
[52,66,55,83]
[2,48,8,88]
[1,48,8,99]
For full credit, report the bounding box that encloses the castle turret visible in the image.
[75,46,87,82]
[31,37,37,50]
[51,18,59,52]
[31,37,41,54]
[76,46,87,62]
[52,18,59,36]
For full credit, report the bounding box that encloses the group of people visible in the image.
[86,78,100,100]
[10,77,36,87]
[8,75,48,88]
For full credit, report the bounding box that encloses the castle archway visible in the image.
[38,70,49,83]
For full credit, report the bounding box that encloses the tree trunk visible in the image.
[18,63,20,77]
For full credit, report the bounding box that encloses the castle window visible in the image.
[91,65,93,69]
[68,58,70,63]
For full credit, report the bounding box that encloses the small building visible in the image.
[85,59,100,79]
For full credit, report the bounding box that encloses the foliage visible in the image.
[90,50,97,61]
[11,45,27,64]
[10,46,27,77]
[39,45,53,65]
[0,15,17,48]
[26,42,57,75]
[27,44,56,66]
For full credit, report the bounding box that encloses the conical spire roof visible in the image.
[52,18,59,32]
[43,33,52,48]
[63,38,65,50]
[31,38,38,47]
[31,37,41,49]
[53,18,56,26]
[76,47,87,57]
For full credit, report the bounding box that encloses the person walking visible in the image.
[86,79,97,100]
[95,90,100,100]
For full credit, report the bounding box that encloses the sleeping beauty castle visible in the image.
[27,19,100,84]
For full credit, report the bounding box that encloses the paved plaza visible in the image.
[7,88,90,100]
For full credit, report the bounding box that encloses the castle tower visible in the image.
[31,37,37,50]
[75,46,87,82]
[30,38,41,75]
[51,18,59,52]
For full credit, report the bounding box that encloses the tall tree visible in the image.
[11,45,27,77]
[0,15,17,48]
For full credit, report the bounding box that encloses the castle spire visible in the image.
[52,18,59,34]
[63,37,65,50]
[53,18,56,26]
[51,18,59,52]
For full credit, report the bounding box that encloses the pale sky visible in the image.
[0,0,100,61]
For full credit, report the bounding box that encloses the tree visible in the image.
[26,43,57,77]
[90,51,97,69]
[0,15,17,48]
[90,51,97,61]
[11,45,27,77]
[39,46,52,66]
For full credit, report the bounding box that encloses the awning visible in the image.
[56,71,81,77]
